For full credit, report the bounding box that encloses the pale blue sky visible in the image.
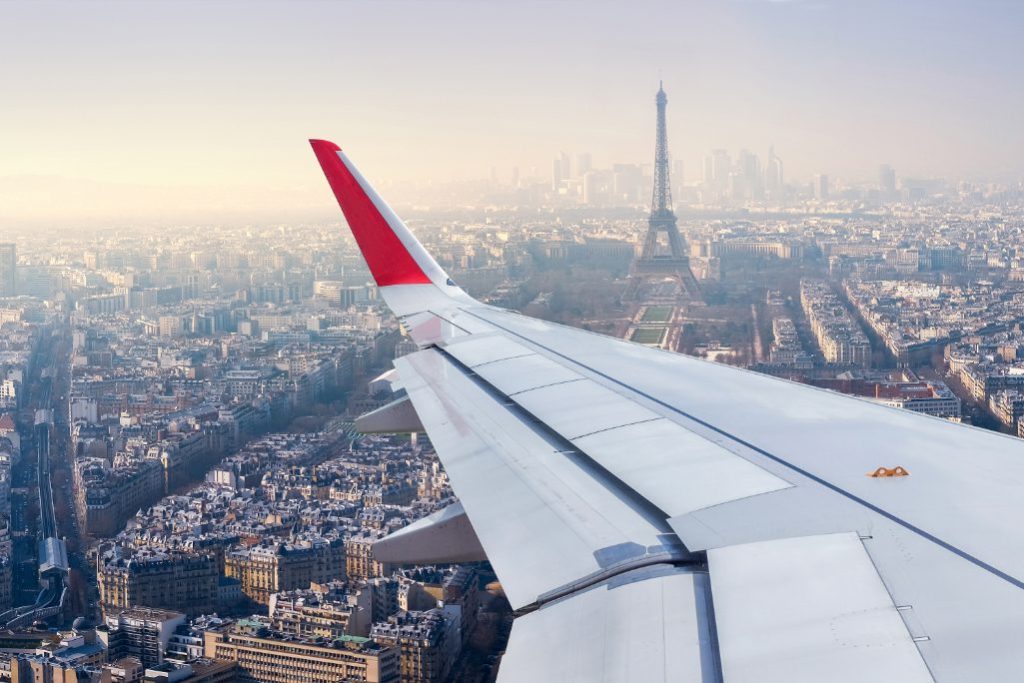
[0,0,1021,223]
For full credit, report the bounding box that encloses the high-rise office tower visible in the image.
[551,152,571,191]
[879,164,897,200]
[814,174,830,200]
[711,149,732,192]
[738,149,762,200]
[0,244,15,297]
[612,163,643,203]
[766,146,784,198]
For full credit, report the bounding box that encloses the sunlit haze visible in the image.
[2,0,1022,227]
[4,1,1024,677]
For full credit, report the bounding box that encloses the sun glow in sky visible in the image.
[1,0,1021,227]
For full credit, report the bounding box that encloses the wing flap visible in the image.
[499,566,720,683]
[444,334,534,367]
[468,353,583,396]
[708,532,933,683]
[574,419,791,519]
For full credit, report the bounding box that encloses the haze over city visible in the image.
[3,2,1024,682]
[2,0,1023,226]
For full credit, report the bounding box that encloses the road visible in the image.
[750,303,764,363]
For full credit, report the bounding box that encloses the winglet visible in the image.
[310,139,443,288]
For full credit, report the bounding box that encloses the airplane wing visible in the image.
[310,139,1024,683]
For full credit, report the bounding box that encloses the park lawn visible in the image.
[630,327,667,344]
[640,306,674,323]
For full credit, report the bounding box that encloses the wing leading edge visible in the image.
[310,141,1024,682]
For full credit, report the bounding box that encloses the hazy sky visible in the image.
[1,0,1022,226]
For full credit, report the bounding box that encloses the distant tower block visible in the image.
[633,83,700,297]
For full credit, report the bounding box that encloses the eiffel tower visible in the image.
[632,83,700,298]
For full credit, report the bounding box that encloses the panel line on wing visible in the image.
[507,377,588,397]
[468,352,535,368]
[570,417,665,441]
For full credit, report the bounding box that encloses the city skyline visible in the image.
[2,0,1023,227]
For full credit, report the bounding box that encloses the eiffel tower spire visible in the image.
[652,81,673,217]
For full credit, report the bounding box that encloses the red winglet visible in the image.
[310,139,432,287]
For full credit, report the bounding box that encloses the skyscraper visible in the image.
[814,174,830,200]
[879,164,897,201]
[551,152,570,190]
[711,149,732,192]
[737,149,762,200]
[0,244,16,297]
[766,146,784,198]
